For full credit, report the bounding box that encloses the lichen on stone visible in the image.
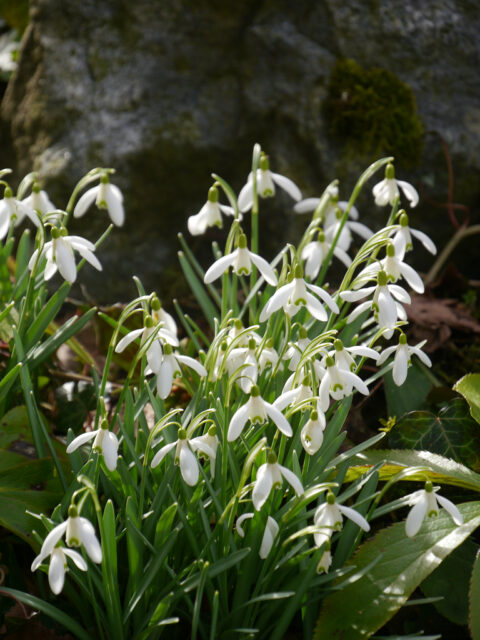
[324,58,423,167]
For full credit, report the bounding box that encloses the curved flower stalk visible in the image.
[372,163,419,208]
[31,505,102,594]
[151,427,214,486]
[313,491,370,548]
[377,333,432,386]
[259,265,339,323]
[238,152,302,213]
[22,182,56,217]
[151,294,178,337]
[405,481,463,537]
[236,513,279,559]
[302,228,352,280]
[318,355,369,412]
[301,410,326,455]
[188,184,235,235]
[115,313,179,375]
[390,211,437,258]
[74,174,124,226]
[155,343,207,399]
[204,233,277,286]
[340,270,410,339]
[66,419,119,472]
[28,227,102,284]
[353,242,425,294]
[0,186,41,239]
[252,450,303,511]
[227,385,293,442]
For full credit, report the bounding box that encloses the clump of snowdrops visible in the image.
[1,148,479,640]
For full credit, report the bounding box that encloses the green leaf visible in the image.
[178,250,217,329]
[347,449,480,492]
[469,548,480,639]
[454,373,480,424]
[0,587,91,640]
[313,502,480,639]
[384,363,432,418]
[389,399,480,471]
[421,538,478,625]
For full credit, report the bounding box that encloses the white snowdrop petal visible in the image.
[175,354,207,377]
[105,184,125,226]
[179,444,199,486]
[436,495,463,525]
[410,228,437,254]
[66,430,97,453]
[397,180,419,207]
[249,253,278,286]
[102,431,119,471]
[49,549,66,595]
[392,346,409,386]
[405,497,428,537]
[399,262,424,293]
[278,464,304,496]
[115,328,144,353]
[294,197,320,214]
[151,441,177,468]
[252,464,274,511]
[78,524,102,563]
[236,513,254,538]
[265,402,293,437]
[63,548,88,571]
[157,358,175,399]
[338,505,370,531]
[74,187,98,218]
[305,293,328,322]
[271,172,302,201]
[238,179,254,212]
[55,238,77,283]
[227,402,250,442]
[204,252,237,283]
[259,516,279,559]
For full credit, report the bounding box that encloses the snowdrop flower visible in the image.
[238,152,302,213]
[252,450,303,511]
[274,375,313,412]
[259,265,339,323]
[377,333,432,386]
[316,542,333,574]
[372,163,419,208]
[0,186,41,239]
[115,313,179,374]
[301,228,352,280]
[66,419,119,471]
[204,233,277,286]
[151,294,178,337]
[390,212,437,258]
[28,227,102,283]
[325,339,379,372]
[188,185,235,235]
[313,491,370,548]
[190,425,218,478]
[226,318,261,348]
[151,428,213,486]
[405,481,463,537]
[32,545,88,595]
[156,344,207,399]
[22,182,56,217]
[258,338,279,373]
[228,385,293,442]
[226,337,260,393]
[294,192,359,229]
[31,505,102,584]
[318,356,369,412]
[284,326,311,372]
[354,242,425,294]
[236,513,279,559]
[301,410,326,455]
[74,174,124,226]
[324,208,373,253]
[340,270,410,339]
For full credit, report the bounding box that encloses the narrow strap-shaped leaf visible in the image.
[470,548,480,639]
[178,251,217,328]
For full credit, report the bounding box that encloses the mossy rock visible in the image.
[324,58,423,167]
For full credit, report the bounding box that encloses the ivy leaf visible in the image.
[313,502,480,640]
[454,373,480,424]
[346,449,480,492]
[388,399,480,471]
[384,363,431,418]
[470,548,480,639]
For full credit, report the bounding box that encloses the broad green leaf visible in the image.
[313,502,480,640]
[347,450,480,492]
[389,399,480,471]
[421,538,478,625]
[454,373,480,424]
[384,363,432,418]
[470,548,480,639]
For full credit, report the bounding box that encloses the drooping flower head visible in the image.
[405,481,463,537]
[188,184,236,235]
[66,418,120,471]
[74,174,124,226]
[372,163,419,208]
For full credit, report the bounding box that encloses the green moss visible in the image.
[324,59,423,167]
[0,0,29,33]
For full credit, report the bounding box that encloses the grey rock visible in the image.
[1,0,479,301]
